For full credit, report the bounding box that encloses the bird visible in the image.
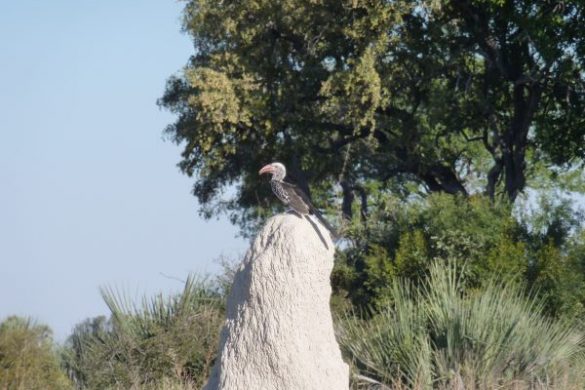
[259,162,338,240]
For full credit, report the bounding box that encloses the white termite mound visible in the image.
[203,212,349,390]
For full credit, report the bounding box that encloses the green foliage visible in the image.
[394,230,429,280]
[334,192,585,319]
[0,316,72,390]
[339,262,585,389]
[61,276,224,389]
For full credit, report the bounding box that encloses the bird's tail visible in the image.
[310,208,339,240]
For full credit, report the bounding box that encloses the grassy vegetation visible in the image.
[60,276,224,389]
[339,261,585,389]
[4,259,584,389]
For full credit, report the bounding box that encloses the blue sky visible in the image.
[0,1,246,341]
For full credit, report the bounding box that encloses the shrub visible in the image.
[339,261,585,389]
[334,193,585,319]
[62,276,224,389]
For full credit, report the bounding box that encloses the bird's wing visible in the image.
[279,181,312,215]
[280,181,338,239]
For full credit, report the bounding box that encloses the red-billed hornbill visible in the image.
[259,162,337,239]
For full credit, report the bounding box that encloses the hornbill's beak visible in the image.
[259,164,274,175]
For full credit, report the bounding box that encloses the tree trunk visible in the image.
[502,83,541,202]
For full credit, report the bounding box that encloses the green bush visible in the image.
[339,261,585,389]
[62,276,224,389]
[334,193,585,318]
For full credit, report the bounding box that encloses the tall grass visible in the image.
[339,261,585,389]
[62,276,224,389]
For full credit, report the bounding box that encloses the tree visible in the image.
[0,316,72,390]
[160,0,585,231]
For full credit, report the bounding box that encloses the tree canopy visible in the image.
[160,0,585,230]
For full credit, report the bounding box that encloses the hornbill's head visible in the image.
[259,162,286,181]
